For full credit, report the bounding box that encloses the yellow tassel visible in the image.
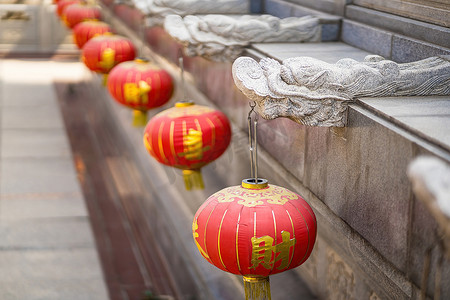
[132,110,147,127]
[102,74,108,86]
[182,169,204,190]
[243,276,271,300]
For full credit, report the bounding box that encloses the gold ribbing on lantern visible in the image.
[243,276,271,300]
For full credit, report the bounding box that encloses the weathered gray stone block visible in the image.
[359,97,450,152]
[353,0,449,28]
[341,20,392,58]
[264,0,293,18]
[251,42,371,63]
[345,5,450,49]
[321,23,339,41]
[391,35,450,63]
[282,0,340,15]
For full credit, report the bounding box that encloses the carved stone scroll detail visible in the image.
[232,55,450,127]
[164,14,320,62]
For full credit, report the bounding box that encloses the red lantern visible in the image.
[107,59,174,126]
[143,102,231,190]
[73,20,112,49]
[81,34,136,83]
[62,4,101,29]
[56,0,80,17]
[193,179,317,299]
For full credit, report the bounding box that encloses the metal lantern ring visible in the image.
[143,102,231,190]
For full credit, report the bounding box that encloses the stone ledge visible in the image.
[263,0,341,41]
[342,19,450,62]
[346,5,450,49]
[357,96,450,154]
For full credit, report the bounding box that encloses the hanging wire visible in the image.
[179,53,186,102]
[139,14,145,58]
[248,101,259,183]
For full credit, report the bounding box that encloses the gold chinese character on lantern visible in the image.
[123,80,151,105]
[250,231,296,270]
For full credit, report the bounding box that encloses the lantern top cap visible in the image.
[175,101,194,107]
[241,178,268,190]
[135,58,149,63]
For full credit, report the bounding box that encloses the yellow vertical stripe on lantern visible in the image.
[203,204,217,261]
[194,118,201,132]
[146,122,156,157]
[292,204,311,264]
[169,121,177,163]
[182,120,187,153]
[158,122,167,163]
[270,210,277,273]
[206,117,216,148]
[236,210,242,272]
[253,211,257,238]
[143,132,152,153]
[285,209,296,269]
[217,209,229,271]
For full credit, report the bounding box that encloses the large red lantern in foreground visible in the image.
[62,4,101,29]
[107,59,174,126]
[73,20,112,49]
[56,0,80,17]
[193,179,317,299]
[143,102,231,190]
[82,34,136,83]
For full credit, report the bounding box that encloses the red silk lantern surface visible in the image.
[143,102,231,190]
[193,180,317,277]
[107,59,174,125]
[56,0,80,17]
[73,20,112,49]
[62,4,101,28]
[81,34,136,75]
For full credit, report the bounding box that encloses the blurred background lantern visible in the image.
[81,34,136,84]
[107,59,174,126]
[73,20,112,49]
[56,0,80,17]
[193,179,317,299]
[62,3,101,29]
[143,102,231,190]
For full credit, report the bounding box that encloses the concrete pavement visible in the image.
[0,58,109,300]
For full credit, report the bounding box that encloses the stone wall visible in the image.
[100,1,450,299]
